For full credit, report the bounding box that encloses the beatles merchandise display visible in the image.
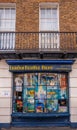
[13,73,68,113]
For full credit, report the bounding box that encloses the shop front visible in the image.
[7,60,74,127]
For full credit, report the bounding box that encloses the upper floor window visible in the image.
[0,4,16,50]
[39,3,59,49]
[0,3,16,31]
[40,3,59,31]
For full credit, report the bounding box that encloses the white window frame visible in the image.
[39,3,59,49]
[0,3,16,50]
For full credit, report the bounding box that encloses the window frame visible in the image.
[39,2,59,32]
[12,72,69,115]
[39,3,59,49]
[0,3,16,31]
[0,3,16,50]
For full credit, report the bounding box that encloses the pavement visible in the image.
[1,127,77,130]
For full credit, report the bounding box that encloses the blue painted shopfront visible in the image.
[1,60,74,127]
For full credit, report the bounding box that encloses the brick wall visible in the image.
[0,0,77,49]
[0,0,77,32]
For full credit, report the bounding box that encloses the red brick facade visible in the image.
[0,0,77,50]
[0,0,77,32]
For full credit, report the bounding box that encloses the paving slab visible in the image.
[1,127,77,130]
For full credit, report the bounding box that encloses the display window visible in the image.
[13,73,68,113]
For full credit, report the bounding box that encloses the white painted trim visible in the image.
[39,2,59,31]
[0,4,16,50]
[0,3,16,8]
[39,2,59,8]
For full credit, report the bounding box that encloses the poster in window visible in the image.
[59,89,67,99]
[35,85,46,100]
[58,99,67,106]
[47,89,58,99]
[46,73,58,89]
[58,106,67,112]
[47,100,58,112]
[27,87,35,99]
[14,74,23,92]
[27,99,35,112]
[58,99,67,112]
[16,99,23,112]
[60,74,67,89]
[40,73,47,85]
[24,74,32,86]
[32,73,38,86]
[35,100,46,113]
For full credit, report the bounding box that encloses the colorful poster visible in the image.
[16,99,23,112]
[35,100,46,113]
[27,87,35,99]
[27,99,35,112]
[47,89,58,99]
[58,106,67,112]
[13,73,68,113]
[59,89,67,99]
[32,74,38,86]
[58,99,67,106]
[60,74,67,89]
[46,73,58,86]
[35,85,46,100]
[47,100,58,112]
[40,73,47,85]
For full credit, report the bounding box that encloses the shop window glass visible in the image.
[13,73,68,113]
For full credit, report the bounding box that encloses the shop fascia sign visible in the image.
[6,60,75,72]
[9,64,71,72]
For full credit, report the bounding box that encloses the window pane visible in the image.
[5,8,11,19]
[0,7,15,31]
[0,8,4,19]
[27,87,35,99]
[0,20,5,30]
[11,20,15,30]
[5,20,11,30]
[46,8,51,18]
[13,74,24,112]
[58,99,68,112]
[11,8,15,19]
[47,99,58,112]
[41,8,45,18]
[35,100,46,113]
[27,99,35,112]
[52,8,57,19]
[47,89,58,99]
[40,8,58,31]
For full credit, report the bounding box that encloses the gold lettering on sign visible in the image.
[25,65,40,70]
[42,65,52,70]
[9,65,70,71]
